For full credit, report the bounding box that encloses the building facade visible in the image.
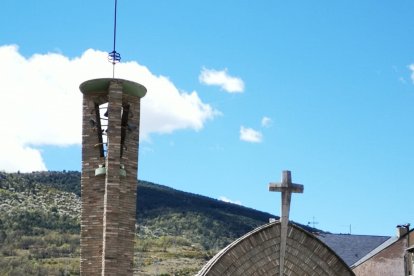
[351,226,414,276]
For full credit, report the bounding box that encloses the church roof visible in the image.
[197,222,355,276]
[316,233,391,266]
[350,236,397,268]
[349,228,414,268]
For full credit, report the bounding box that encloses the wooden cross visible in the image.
[269,170,304,276]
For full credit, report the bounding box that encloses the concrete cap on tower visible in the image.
[79,78,147,98]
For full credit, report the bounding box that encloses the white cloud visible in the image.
[199,67,244,93]
[240,126,263,143]
[0,45,218,172]
[0,138,47,172]
[218,196,242,205]
[409,64,414,82]
[261,116,272,127]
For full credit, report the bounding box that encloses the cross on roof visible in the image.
[269,170,304,276]
[269,170,304,223]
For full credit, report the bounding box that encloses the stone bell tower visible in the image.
[80,78,146,275]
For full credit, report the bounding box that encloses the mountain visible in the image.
[0,171,319,275]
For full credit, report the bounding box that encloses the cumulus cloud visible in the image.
[0,45,218,172]
[199,67,244,93]
[240,126,262,143]
[261,116,272,127]
[0,138,47,172]
[218,196,242,205]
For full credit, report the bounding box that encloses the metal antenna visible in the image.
[108,0,121,78]
[307,216,319,229]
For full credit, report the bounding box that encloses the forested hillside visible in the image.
[0,171,317,275]
[137,180,281,249]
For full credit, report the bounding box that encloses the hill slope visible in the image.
[0,171,318,275]
[137,180,281,249]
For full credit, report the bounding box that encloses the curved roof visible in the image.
[197,221,355,276]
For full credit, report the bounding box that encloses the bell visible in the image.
[95,164,106,176]
[89,118,96,127]
[119,164,126,177]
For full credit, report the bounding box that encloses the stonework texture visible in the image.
[197,222,355,276]
[80,79,142,276]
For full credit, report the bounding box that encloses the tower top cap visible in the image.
[79,78,147,98]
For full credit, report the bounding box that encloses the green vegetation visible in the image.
[0,171,80,275]
[0,171,318,275]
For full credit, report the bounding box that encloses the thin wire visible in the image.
[112,0,117,78]
[113,0,117,54]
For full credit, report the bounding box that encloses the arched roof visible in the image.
[197,221,355,276]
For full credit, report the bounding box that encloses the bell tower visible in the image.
[80,78,146,275]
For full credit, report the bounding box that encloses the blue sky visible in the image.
[1,0,414,236]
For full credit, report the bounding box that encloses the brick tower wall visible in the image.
[118,93,141,273]
[101,80,141,275]
[80,79,143,276]
[80,94,108,275]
